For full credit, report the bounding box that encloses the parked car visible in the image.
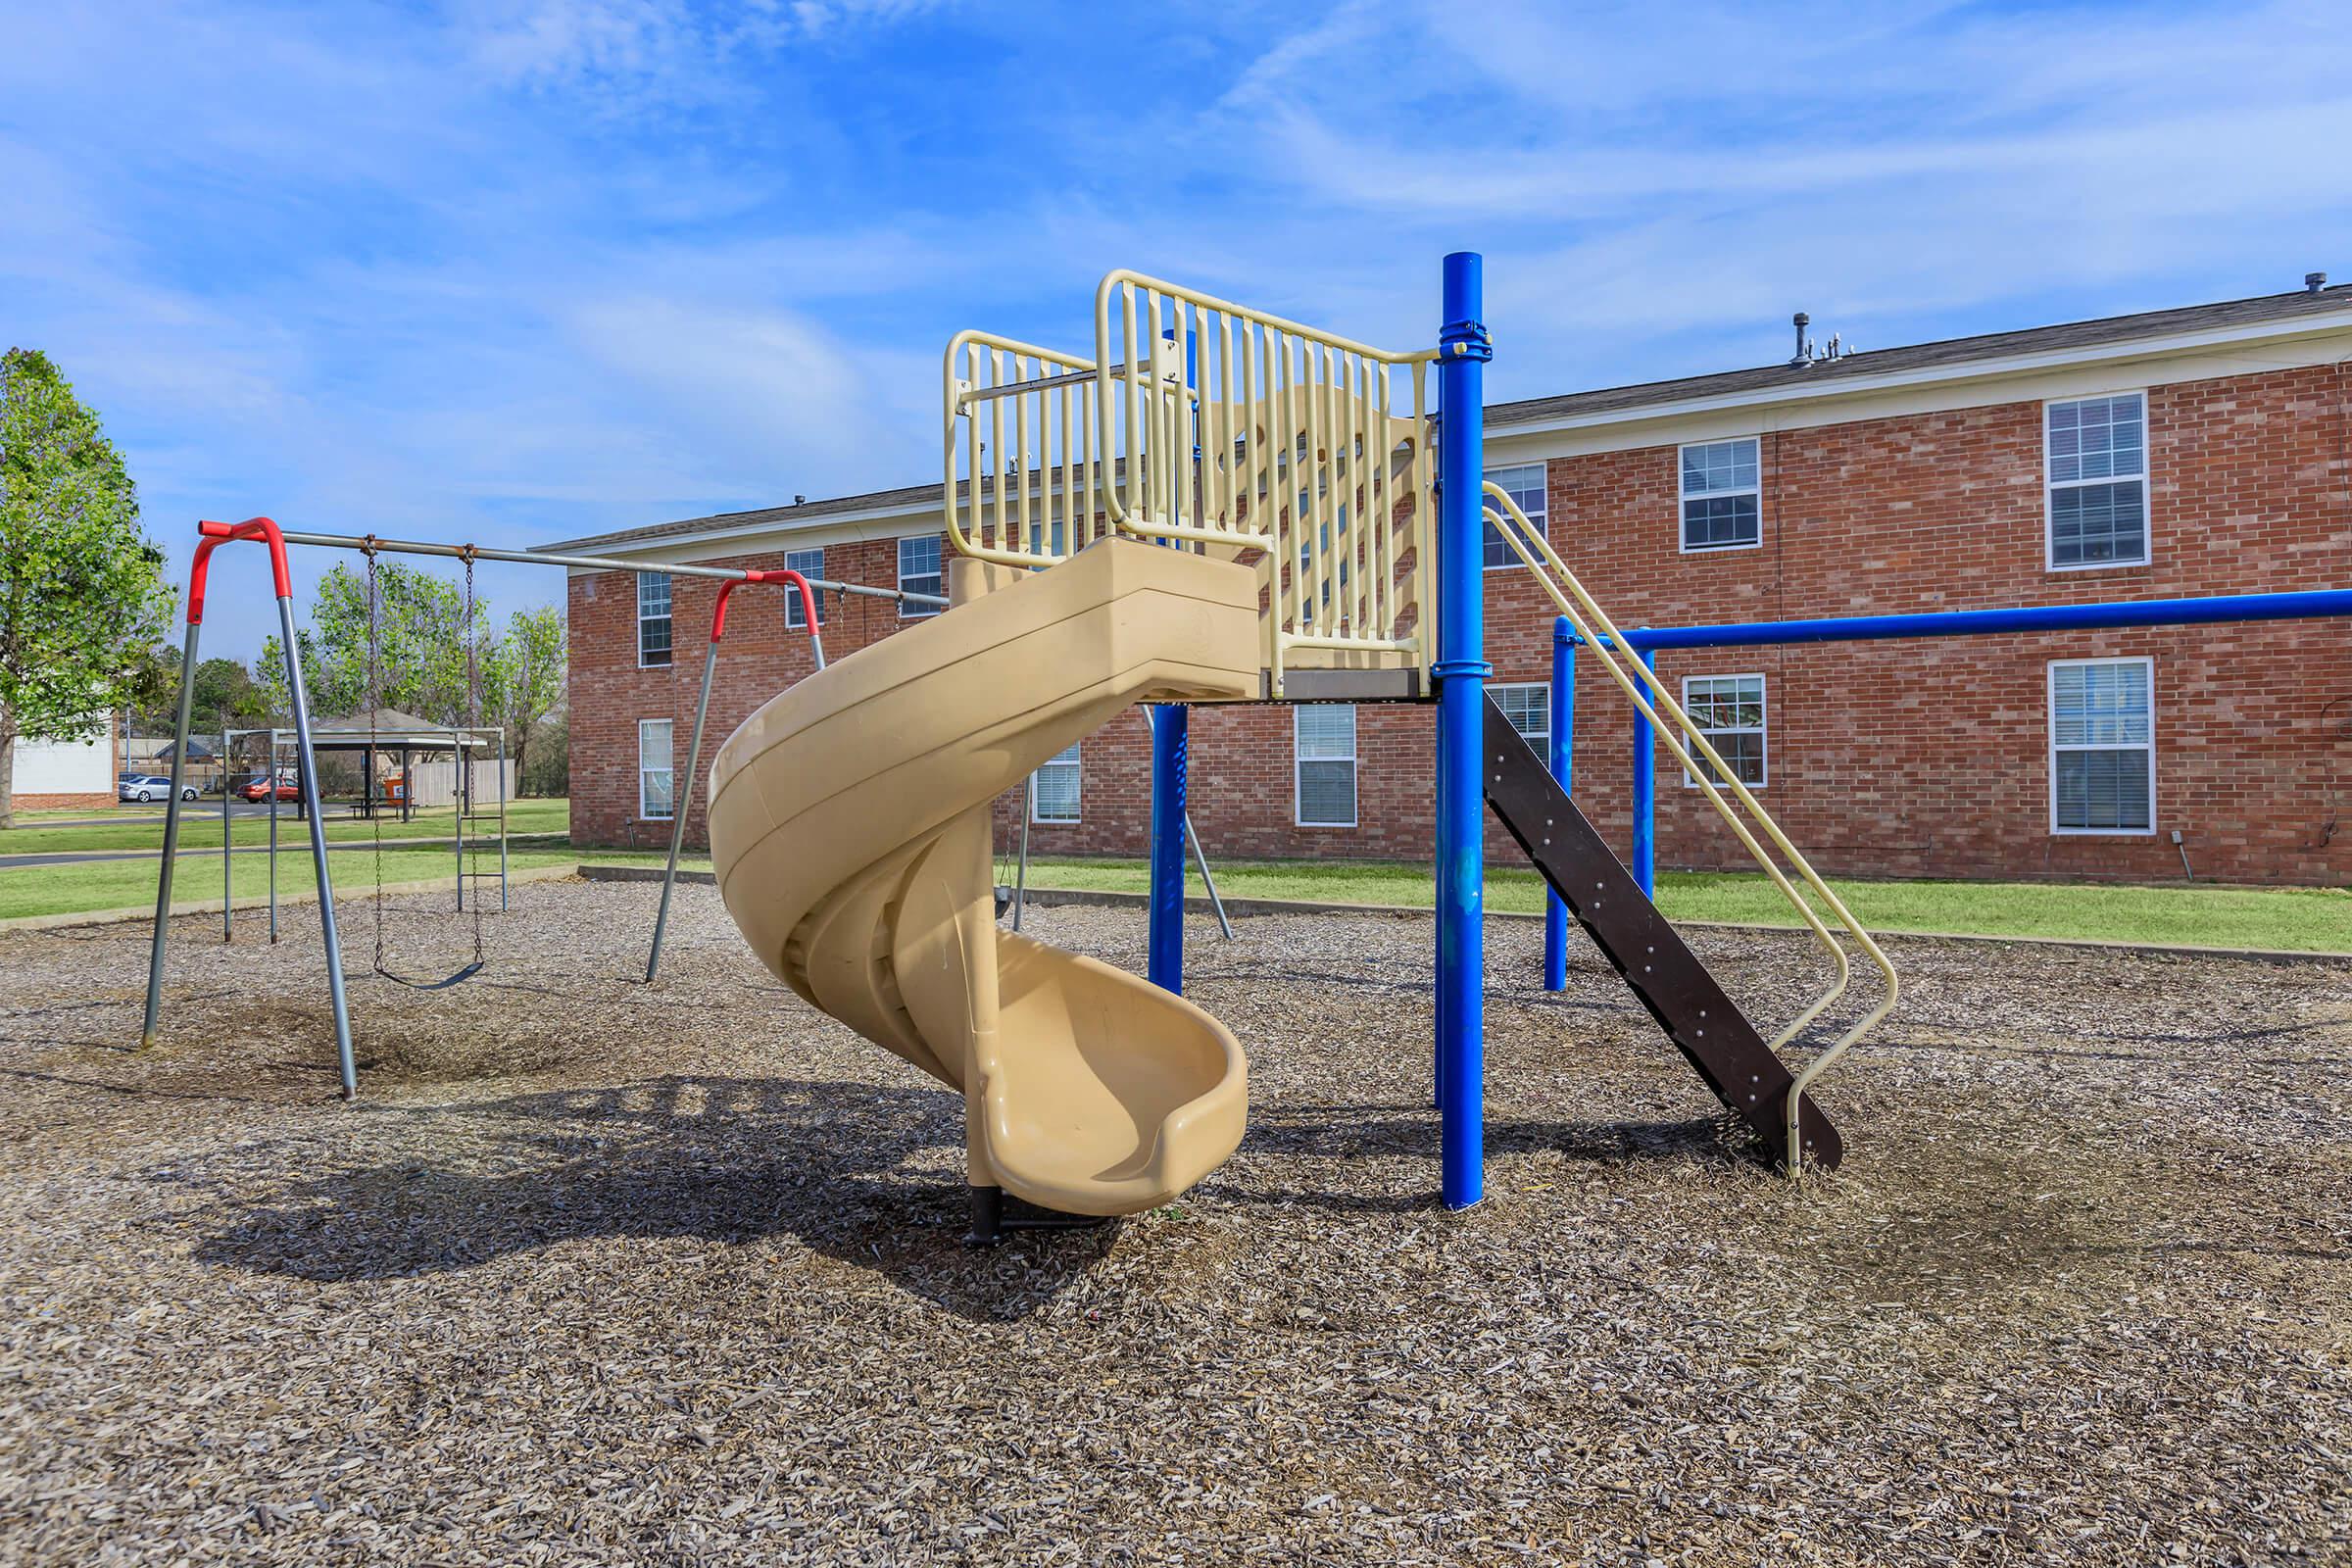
[120,775,200,803]
[239,772,303,804]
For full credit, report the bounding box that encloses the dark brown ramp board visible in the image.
[1482,695,1842,1171]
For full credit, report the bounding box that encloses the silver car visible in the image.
[119,775,201,803]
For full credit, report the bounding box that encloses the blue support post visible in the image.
[1148,703,1189,994]
[1631,646,1657,900]
[1543,618,1574,991]
[1434,252,1492,1210]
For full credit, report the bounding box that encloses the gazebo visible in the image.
[218,708,509,943]
[228,709,496,823]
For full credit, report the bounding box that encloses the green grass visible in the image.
[1016,857,2352,954]
[0,843,694,923]
[0,797,569,856]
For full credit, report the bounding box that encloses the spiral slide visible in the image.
[706,538,1261,1225]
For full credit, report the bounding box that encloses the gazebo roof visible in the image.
[290,709,495,751]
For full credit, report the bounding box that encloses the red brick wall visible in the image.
[15,792,113,811]
[567,537,932,851]
[570,364,2352,886]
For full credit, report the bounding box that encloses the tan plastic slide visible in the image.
[707,538,1260,1216]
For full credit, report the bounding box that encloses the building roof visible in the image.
[1487,281,2352,429]
[541,478,944,557]
[542,280,2352,560]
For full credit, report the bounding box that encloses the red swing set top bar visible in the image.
[189,516,294,621]
[712,568,824,661]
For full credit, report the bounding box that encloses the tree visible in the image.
[490,605,565,788]
[259,560,484,726]
[0,348,174,827]
[193,657,270,726]
[519,709,569,799]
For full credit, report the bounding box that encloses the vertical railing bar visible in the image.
[1216,314,1236,536]
[989,349,1007,555]
[1013,353,1031,555]
[1147,291,1166,527]
[964,344,983,556]
[1123,286,1144,532]
[1374,360,1394,638]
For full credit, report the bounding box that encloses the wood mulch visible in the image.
[0,879,2345,1565]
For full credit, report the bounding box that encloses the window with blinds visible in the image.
[2050,658,2154,832]
[1031,743,1081,823]
[1294,705,1357,827]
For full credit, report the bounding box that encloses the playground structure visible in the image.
[703,253,1900,1242]
[141,254,1914,1223]
[127,253,2352,1229]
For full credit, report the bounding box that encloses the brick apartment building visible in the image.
[553,282,2352,887]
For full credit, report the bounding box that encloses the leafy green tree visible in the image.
[192,657,270,726]
[518,710,568,799]
[490,605,565,788]
[0,348,174,826]
[260,560,485,726]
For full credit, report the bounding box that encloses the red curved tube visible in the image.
[189,517,295,623]
[711,568,825,665]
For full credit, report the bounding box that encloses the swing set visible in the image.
[137,516,944,1098]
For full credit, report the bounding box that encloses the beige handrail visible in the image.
[1091,270,1436,694]
[942,330,1105,569]
[1485,483,1897,1174]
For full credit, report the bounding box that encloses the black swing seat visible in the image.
[372,959,486,992]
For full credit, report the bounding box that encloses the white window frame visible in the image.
[898,535,943,617]
[783,547,824,628]
[1680,673,1767,789]
[1030,743,1081,824]
[1491,681,1550,745]
[1483,462,1547,571]
[2044,390,2151,572]
[1293,705,1358,828]
[2047,656,2156,836]
[636,570,673,668]
[637,717,675,820]
[1677,437,1763,555]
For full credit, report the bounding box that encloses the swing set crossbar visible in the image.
[216,522,949,608]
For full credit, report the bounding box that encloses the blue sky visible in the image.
[6,0,2349,660]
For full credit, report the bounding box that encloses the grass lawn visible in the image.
[0,846,696,923]
[0,797,570,856]
[1018,857,2352,954]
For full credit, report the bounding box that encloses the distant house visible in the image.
[9,714,118,809]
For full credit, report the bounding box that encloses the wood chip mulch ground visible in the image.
[0,879,2346,1565]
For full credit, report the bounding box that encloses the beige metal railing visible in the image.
[1485,483,1897,1174]
[1093,270,1436,694]
[942,331,1109,569]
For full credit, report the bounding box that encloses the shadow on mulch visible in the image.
[182,1074,1755,1318]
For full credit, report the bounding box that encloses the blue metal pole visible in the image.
[1435,252,1492,1211]
[1544,618,1574,992]
[1614,587,2352,652]
[1631,647,1657,900]
[1148,703,1188,994]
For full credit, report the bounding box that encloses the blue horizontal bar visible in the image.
[1603,588,2352,651]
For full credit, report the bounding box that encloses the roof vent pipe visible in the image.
[793,494,808,505]
[2308,271,2328,294]
[1790,312,1812,366]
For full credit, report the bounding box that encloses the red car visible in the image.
[240,774,302,803]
